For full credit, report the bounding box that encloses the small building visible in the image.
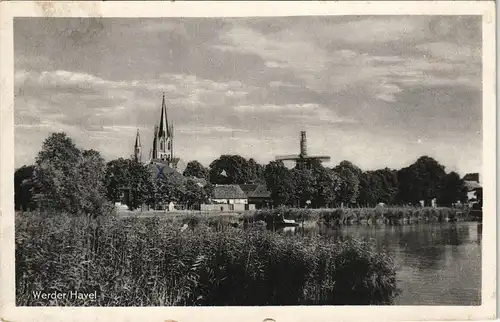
[239,184,272,209]
[212,184,248,204]
[201,184,249,212]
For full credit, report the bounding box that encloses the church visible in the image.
[132,93,185,178]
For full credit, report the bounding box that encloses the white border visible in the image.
[0,2,496,321]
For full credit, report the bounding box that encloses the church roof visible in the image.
[149,161,181,180]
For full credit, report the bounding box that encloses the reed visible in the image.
[252,206,470,226]
[16,212,398,306]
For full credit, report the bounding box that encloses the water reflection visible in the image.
[274,222,482,305]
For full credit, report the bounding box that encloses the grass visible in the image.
[16,212,398,306]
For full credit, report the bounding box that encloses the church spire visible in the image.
[158,92,170,138]
[134,128,141,148]
[134,128,142,163]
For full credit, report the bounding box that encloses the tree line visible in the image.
[15,132,472,215]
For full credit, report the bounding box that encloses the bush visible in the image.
[16,213,398,306]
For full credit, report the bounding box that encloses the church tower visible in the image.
[133,129,142,163]
[151,93,175,166]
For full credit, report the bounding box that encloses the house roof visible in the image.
[464,180,482,191]
[239,184,271,198]
[213,184,248,199]
[250,184,272,198]
[239,184,259,195]
[463,173,480,182]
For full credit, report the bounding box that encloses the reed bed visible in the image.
[250,206,470,226]
[16,212,398,306]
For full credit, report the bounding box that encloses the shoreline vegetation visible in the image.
[116,206,473,228]
[16,211,399,306]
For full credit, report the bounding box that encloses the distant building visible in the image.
[239,184,272,209]
[463,173,482,207]
[212,184,248,205]
[201,184,250,212]
[149,93,181,170]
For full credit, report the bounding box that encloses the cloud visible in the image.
[13,17,482,176]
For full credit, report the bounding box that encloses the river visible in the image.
[276,222,482,305]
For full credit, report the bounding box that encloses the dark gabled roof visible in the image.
[239,184,259,195]
[464,180,482,191]
[213,185,247,199]
[238,184,271,198]
[463,173,480,182]
[249,184,271,198]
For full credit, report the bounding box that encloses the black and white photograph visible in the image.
[0,1,496,321]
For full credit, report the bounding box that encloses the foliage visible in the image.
[182,179,209,209]
[290,168,317,207]
[16,213,398,306]
[209,155,252,184]
[332,161,362,206]
[183,160,208,179]
[358,168,398,207]
[31,132,82,213]
[74,150,110,217]
[247,158,266,184]
[154,172,186,207]
[310,165,341,208]
[14,165,35,211]
[437,171,468,206]
[396,156,446,206]
[104,158,153,211]
[264,161,294,206]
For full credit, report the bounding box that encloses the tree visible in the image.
[264,161,294,207]
[332,161,362,206]
[14,165,35,211]
[209,155,251,184]
[437,171,467,206]
[104,158,131,202]
[31,133,112,216]
[154,172,185,208]
[32,132,81,213]
[74,149,109,216]
[310,164,340,208]
[183,160,208,179]
[290,168,317,207]
[396,156,446,206]
[127,160,155,211]
[181,179,209,209]
[247,158,266,184]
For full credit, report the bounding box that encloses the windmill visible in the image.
[275,131,331,169]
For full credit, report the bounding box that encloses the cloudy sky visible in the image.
[14,16,482,175]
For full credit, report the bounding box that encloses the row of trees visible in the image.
[182,154,470,208]
[15,132,473,214]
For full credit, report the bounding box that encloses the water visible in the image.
[276,222,482,305]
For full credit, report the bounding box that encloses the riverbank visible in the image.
[251,206,472,226]
[116,206,473,229]
[16,212,398,306]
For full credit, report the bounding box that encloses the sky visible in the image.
[14,16,482,176]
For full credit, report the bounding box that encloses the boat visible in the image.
[267,215,299,228]
[282,218,299,227]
